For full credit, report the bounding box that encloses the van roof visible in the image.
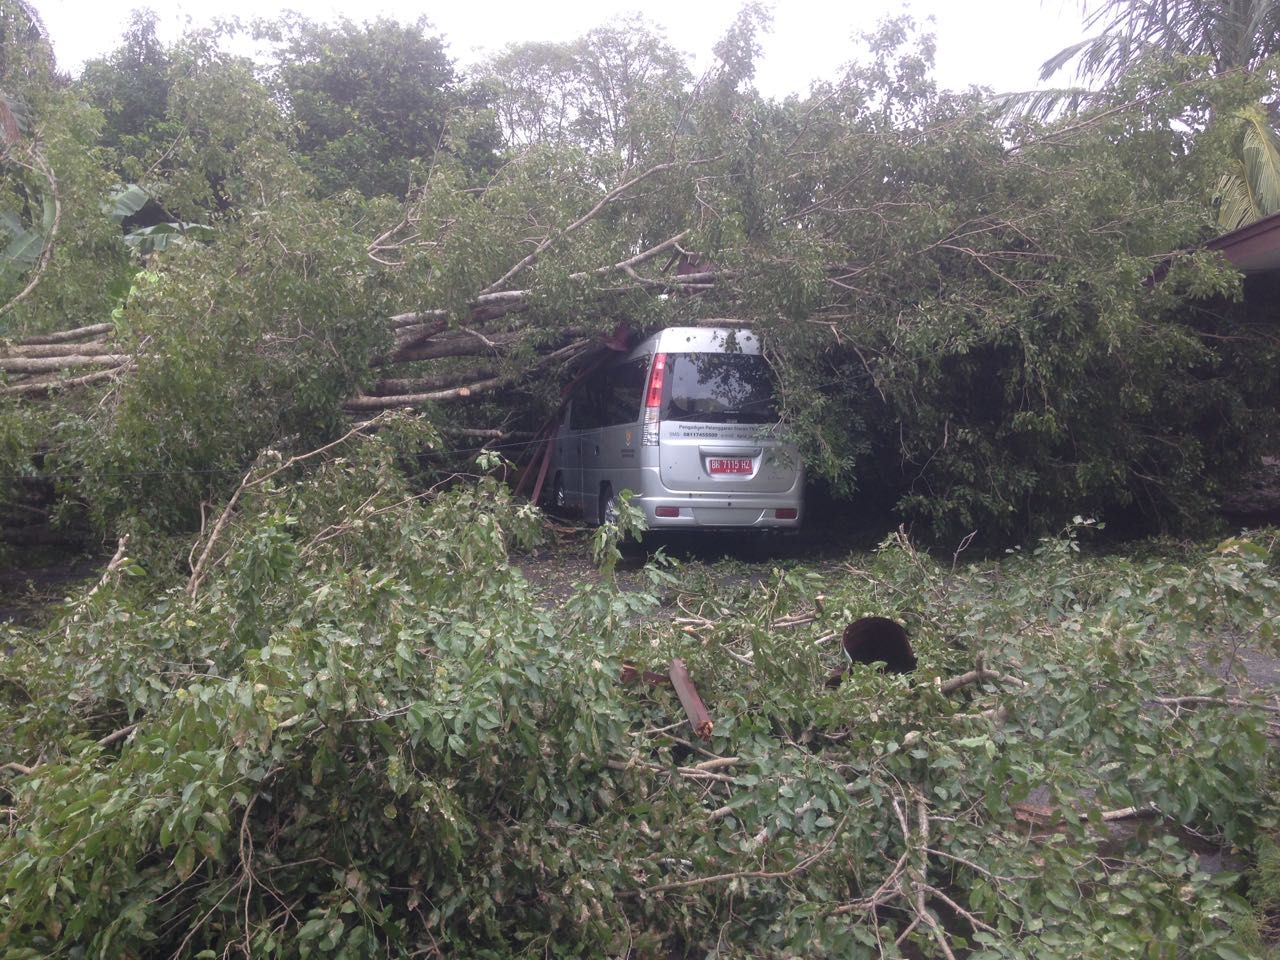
[631,326,760,357]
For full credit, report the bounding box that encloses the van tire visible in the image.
[598,483,616,527]
[599,483,642,553]
[551,472,565,510]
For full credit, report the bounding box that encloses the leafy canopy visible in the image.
[262,15,501,198]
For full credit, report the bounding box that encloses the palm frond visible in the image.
[1213,166,1257,230]
[1236,103,1280,218]
[1039,35,1111,81]
[992,86,1113,122]
[1245,0,1280,37]
[1049,0,1280,82]
[1237,0,1280,66]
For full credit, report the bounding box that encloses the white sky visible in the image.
[36,0,1090,97]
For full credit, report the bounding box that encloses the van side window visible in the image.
[569,371,606,430]
[603,356,649,426]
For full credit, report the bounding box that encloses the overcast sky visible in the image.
[35,0,1090,98]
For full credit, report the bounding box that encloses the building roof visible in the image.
[1206,211,1280,273]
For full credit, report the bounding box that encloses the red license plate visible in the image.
[708,458,752,475]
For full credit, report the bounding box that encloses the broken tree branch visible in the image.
[584,231,690,277]
[1,340,115,358]
[0,363,135,397]
[479,160,697,296]
[185,464,254,598]
[344,374,509,410]
[641,819,842,895]
[1154,695,1280,714]
[371,330,524,367]
[186,416,388,596]
[911,797,958,960]
[389,310,450,330]
[937,660,1027,695]
[440,426,532,440]
[1099,802,1161,822]
[0,354,131,374]
[392,319,450,348]
[669,658,713,739]
[0,148,61,319]
[385,238,709,333]
[1011,800,1161,827]
[12,322,114,346]
[370,369,498,396]
[4,722,141,777]
[97,722,139,748]
[604,757,736,783]
[352,339,590,411]
[83,535,130,603]
[620,663,671,685]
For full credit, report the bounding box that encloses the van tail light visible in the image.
[775,508,798,520]
[655,506,679,518]
[642,353,666,446]
[645,354,667,408]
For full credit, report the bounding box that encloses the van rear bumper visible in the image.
[637,494,802,529]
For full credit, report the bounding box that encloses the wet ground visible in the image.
[0,554,104,626]
[520,485,898,604]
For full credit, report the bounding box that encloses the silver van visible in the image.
[547,326,804,530]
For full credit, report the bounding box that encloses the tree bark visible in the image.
[344,375,509,410]
[371,368,498,395]
[371,331,523,367]
[13,322,114,346]
[0,354,130,374]
[2,341,115,358]
[669,658,713,739]
[0,364,133,397]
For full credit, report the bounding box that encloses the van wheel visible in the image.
[599,483,617,526]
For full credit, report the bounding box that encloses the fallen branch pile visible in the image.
[2,443,1275,957]
[0,322,132,398]
[0,158,725,431]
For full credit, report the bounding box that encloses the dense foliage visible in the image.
[475,17,693,164]
[1035,0,1280,229]
[262,16,501,198]
[1,436,1277,956]
[78,10,172,179]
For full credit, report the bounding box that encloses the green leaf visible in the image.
[105,184,149,223]
[173,845,196,881]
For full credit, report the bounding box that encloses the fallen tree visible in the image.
[0,161,716,415]
[1,13,1279,545]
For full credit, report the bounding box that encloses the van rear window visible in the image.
[661,354,779,423]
